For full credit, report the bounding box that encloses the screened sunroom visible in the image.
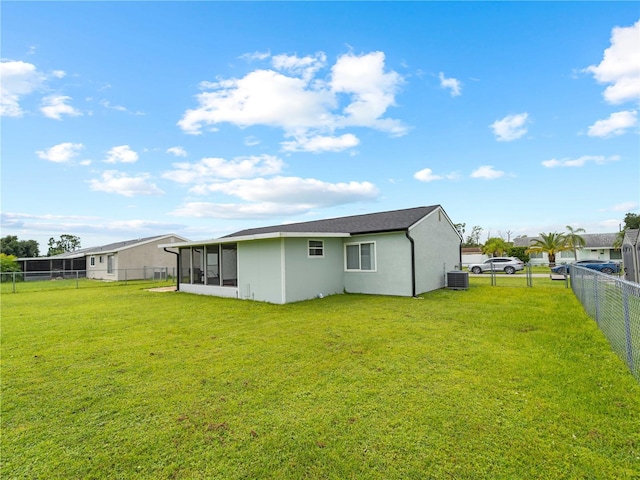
[179,243,238,288]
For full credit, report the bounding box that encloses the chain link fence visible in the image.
[570,265,640,381]
[1,267,177,293]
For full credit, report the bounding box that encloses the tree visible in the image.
[463,226,483,247]
[564,225,586,260]
[613,212,640,249]
[623,212,640,230]
[47,234,81,256]
[0,253,22,282]
[507,246,530,264]
[526,232,568,267]
[0,235,40,258]
[483,237,509,257]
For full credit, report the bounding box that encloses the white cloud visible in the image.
[88,170,164,197]
[0,60,45,116]
[541,155,620,168]
[281,133,360,153]
[167,146,188,157]
[414,168,442,182]
[100,99,127,112]
[272,52,326,81]
[610,201,639,212]
[40,95,82,120]
[587,110,638,137]
[438,72,462,97]
[170,202,313,219]
[99,99,144,115]
[471,165,505,179]
[178,50,406,145]
[244,136,260,147]
[180,69,334,134]
[51,70,66,79]
[201,176,379,206]
[163,154,284,184]
[170,177,379,219]
[585,20,640,104]
[240,50,271,62]
[331,51,406,134]
[490,113,529,141]
[36,142,84,163]
[105,145,139,163]
[413,168,459,182]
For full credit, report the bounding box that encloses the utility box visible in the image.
[447,270,469,290]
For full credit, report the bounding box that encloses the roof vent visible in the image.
[447,271,469,290]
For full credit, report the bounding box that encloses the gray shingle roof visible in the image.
[513,233,619,248]
[23,234,184,260]
[225,206,441,237]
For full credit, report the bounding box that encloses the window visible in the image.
[308,240,324,257]
[345,242,376,271]
[179,248,191,284]
[221,244,238,286]
[192,248,204,284]
[90,256,95,267]
[206,245,220,285]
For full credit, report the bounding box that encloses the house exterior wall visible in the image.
[283,237,345,303]
[343,232,413,296]
[237,238,284,303]
[180,283,239,298]
[410,208,462,293]
[87,235,183,280]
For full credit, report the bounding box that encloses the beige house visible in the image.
[85,234,188,280]
[19,234,189,281]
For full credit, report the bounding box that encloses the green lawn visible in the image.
[2,280,639,479]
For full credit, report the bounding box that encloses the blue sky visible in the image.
[2,2,639,251]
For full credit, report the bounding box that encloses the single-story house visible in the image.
[160,205,462,304]
[19,234,189,281]
[513,233,622,266]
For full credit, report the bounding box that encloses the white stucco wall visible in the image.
[343,232,413,297]
[410,208,462,294]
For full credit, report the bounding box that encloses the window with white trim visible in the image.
[308,240,324,257]
[345,242,376,271]
[90,256,95,267]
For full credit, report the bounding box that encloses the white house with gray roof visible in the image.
[19,234,188,281]
[160,205,462,304]
[513,232,622,265]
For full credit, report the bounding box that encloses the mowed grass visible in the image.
[2,280,639,479]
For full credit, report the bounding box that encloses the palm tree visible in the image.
[565,226,586,261]
[483,237,509,257]
[526,232,568,267]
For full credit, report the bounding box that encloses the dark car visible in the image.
[551,259,620,275]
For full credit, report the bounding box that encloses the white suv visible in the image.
[468,257,524,275]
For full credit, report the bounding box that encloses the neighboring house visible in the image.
[513,233,622,266]
[461,247,484,267]
[161,205,462,304]
[19,234,189,281]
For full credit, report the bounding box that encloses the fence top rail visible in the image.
[572,265,640,292]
